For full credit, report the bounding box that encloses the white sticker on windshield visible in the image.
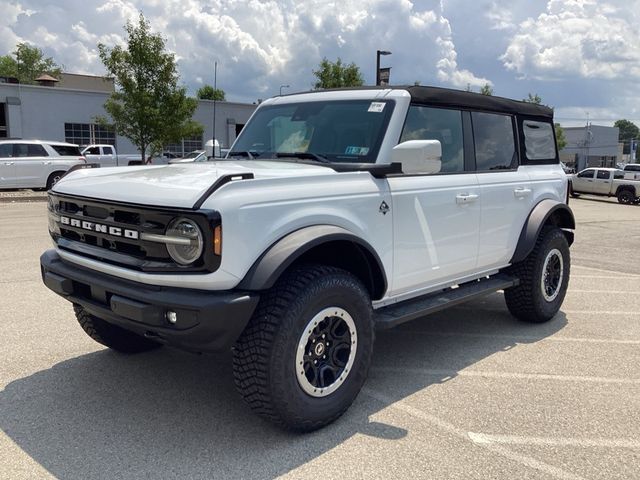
[368,102,386,113]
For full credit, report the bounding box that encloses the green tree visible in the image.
[479,83,493,96]
[197,84,225,101]
[614,119,639,159]
[312,57,364,89]
[523,93,542,104]
[97,13,202,161]
[0,43,61,84]
[554,123,567,150]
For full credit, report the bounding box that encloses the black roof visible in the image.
[405,86,553,118]
[292,85,554,119]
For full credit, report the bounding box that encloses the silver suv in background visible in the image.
[0,140,86,190]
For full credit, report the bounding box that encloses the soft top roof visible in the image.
[405,86,553,118]
[286,85,554,119]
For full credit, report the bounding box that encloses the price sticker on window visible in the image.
[368,102,386,113]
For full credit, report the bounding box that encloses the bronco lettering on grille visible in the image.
[60,216,139,239]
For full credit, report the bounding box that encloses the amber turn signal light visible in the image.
[213,225,222,256]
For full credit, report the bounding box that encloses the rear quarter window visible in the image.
[522,120,556,161]
[51,145,82,156]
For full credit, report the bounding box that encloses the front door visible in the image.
[387,105,480,297]
[0,143,15,187]
[572,169,595,192]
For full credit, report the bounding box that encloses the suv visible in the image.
[0,140,85,190]
[40,86,574,431]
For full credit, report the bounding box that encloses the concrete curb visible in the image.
[0,195,48,203]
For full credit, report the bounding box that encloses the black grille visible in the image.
[49,193,221,273]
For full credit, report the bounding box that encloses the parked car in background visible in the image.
[168,150,207,164]
[81,144,143,167]
[569,167,639,204]
[622,163,640,180]
[0,139,85,190]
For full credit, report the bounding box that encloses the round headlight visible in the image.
[166,218,203,265]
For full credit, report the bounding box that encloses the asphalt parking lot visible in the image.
[1,195,639,479]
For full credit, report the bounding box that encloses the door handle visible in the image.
[456,193,479,204]
[514,187,532,198]
[3,162,14,166]
[43,161,52,165]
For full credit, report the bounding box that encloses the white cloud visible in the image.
[500,0,640,80]
[0,0,488,100]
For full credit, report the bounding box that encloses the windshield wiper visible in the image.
[228,150,260,159]
[275,152,330,163]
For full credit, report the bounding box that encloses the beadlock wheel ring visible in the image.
[295,307,357,398]
[541,248,564,302]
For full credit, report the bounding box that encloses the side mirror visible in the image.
[391,140,442,174]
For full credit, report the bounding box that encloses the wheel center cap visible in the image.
[314,342,325,356]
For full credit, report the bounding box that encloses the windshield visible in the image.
[231,100,395,163]
[183,150,203,159]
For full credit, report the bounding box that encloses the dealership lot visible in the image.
[1,196,639,479]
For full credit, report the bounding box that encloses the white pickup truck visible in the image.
[81,144,143,167]
[569,167,640,204]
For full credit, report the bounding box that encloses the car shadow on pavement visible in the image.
[0,293,566,479]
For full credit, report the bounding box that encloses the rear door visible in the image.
[594,169,613,194]
[13,143,49,188]
[474,112,534,270]
[101,146,117,167]
[0,143,16,187]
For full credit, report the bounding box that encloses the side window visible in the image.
[28,144,48,157]
[86,147,100,155]
[400,106,464,173]
[0,144,12,158]
[105,146,115,155]
[13,144,29,157]
[472,112,516,171]
[596,170,611,180]
[577,170,594,178]
[614,170,624,179]
[522,120,556,161]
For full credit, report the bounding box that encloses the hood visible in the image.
[52,160,335,208]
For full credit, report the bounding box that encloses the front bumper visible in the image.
[40,249,259,352]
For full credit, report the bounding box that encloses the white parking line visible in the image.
[568,289,638,294]
[571,265,640,277]
[372,366,640,385]
[363,388,587,480]
[453,306,640,316]
[468,432,640,450]
[388,330,640,345]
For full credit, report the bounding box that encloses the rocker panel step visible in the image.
[374,274,519,330]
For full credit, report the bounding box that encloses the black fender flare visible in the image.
[237,225,388,298]
[510,199,575,264]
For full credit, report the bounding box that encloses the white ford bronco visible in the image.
[41,86,574,431]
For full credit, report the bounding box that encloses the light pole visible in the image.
[279,84,290,96]
[212,61,218,154]
[376,50,392,86]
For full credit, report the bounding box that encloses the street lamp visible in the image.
[376,50,392,86]
[279,84,290,96]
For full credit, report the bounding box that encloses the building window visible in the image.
[0,103,7,138]
[164,135,203,157]
[64,123,116,147]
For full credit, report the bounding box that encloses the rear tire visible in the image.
[504,227,570,323]
[232,264,374,432]
[617,190,634,205]
[74,305,163,353]
[46,171,65,190]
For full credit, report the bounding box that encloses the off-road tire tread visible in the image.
[504,227,569,323]
[73,305,162,353]
[232,264,371,431]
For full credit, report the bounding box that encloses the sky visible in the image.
[1,0,639,127]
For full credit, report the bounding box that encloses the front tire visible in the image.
[504,227,570,323]
[232,264,374,431]
[74,305,163,353]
